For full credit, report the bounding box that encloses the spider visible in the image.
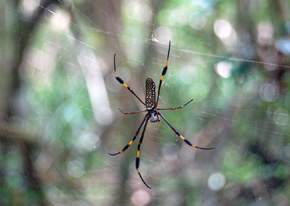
[110,41,215,189]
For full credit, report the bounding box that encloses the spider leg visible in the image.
[135,116,152,189]
[158,112,215,150]
[109,114,149,156]
[118,108,147,115]
[157,99,194,111]
[114,54,145,105]
[155,41,171,108]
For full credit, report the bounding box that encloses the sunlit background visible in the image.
[0,0,290,205]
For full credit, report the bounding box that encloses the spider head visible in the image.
[150,111,160,122]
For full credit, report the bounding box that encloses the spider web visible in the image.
[1,0,290,206]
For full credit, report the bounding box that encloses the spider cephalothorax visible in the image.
[110,41,215,189]
[149,110,159,122]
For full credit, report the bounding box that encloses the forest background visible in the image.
[0,0,290,205]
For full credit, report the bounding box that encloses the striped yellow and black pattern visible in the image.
[135,116,151,189]
[109,114,148,156]
[145,78,156,110]
[155,41,171,108]
[114,54,145,105]
[158,112,216,150]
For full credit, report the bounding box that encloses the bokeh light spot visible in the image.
[20,0,40,17]
[214,19,233,39]
[215,61,232,78]
[214,19,237,45]
[130,189,151,206]
[67,160,84,178]
[50,10,71,31]
[208,172,226,191]
[81,133,100,151]
[259,83,279,102]
[257,22,274,46]
[188,13,207,30]
[154,26,173,44]
[125,1,152,23]
[276,38,290,55]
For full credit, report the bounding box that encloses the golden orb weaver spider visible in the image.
[110,41,215,189]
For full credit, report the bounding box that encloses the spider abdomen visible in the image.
[145,78,156,110]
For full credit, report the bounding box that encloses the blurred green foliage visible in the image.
[0,0,290,205]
